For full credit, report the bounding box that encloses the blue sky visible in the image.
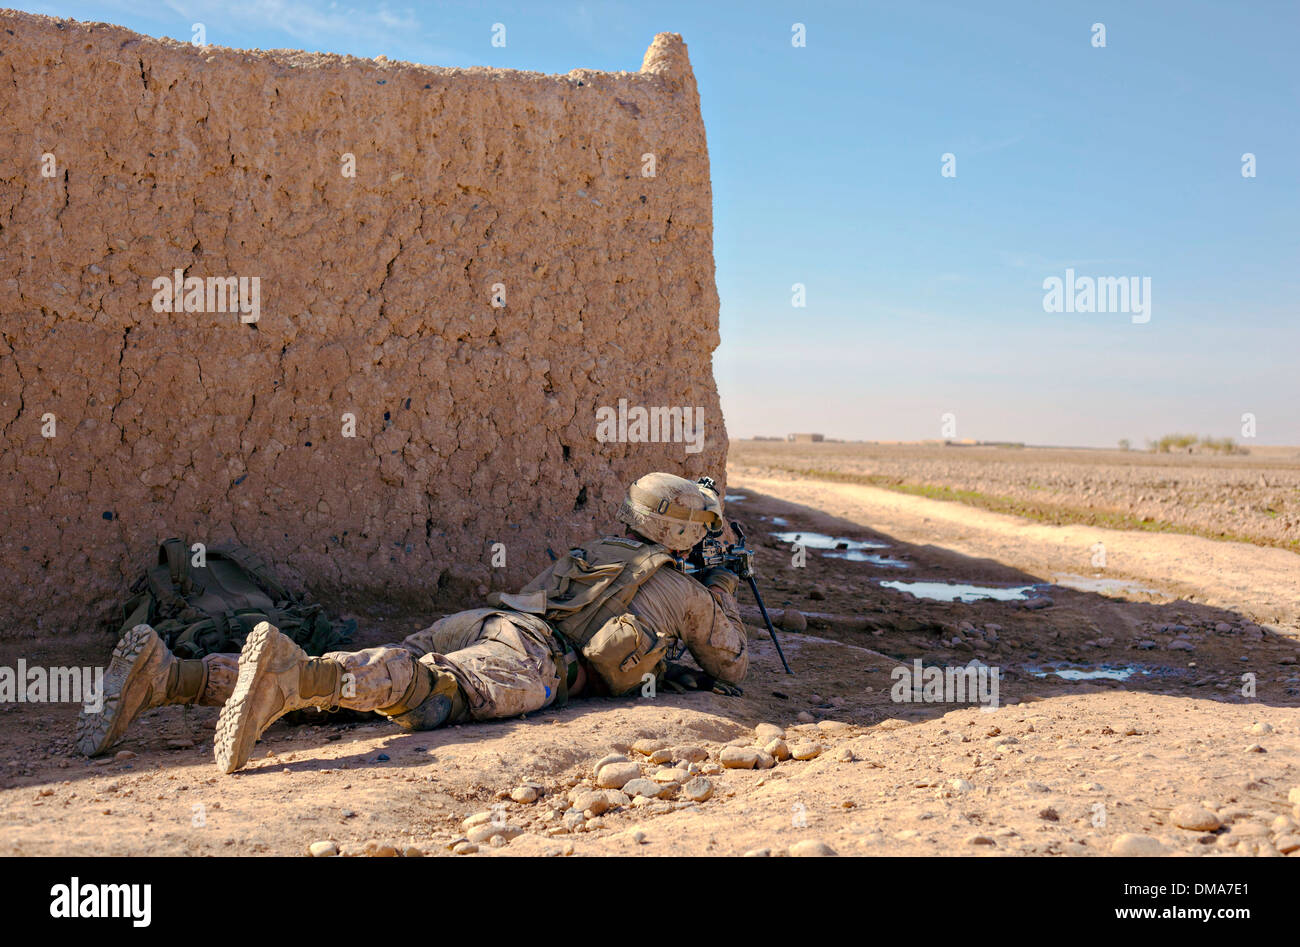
[18,0,1299,446]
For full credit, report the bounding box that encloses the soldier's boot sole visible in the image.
[76,624,170,757]
[215,622,321,774]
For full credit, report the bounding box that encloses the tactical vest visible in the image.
[492,536,675,696]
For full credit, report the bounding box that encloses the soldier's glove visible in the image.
[699,566,740,597]
[663,663,743,698]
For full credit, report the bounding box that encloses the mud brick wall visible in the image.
[0,11,726,639]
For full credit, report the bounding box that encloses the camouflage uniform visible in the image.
[316,546,748,724]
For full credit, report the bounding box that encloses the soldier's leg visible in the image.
[77,625,238,757]
[408,615,564,722]
[215,622,455,772]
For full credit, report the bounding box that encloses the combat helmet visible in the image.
[617,472,722,552]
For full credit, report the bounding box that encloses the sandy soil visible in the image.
[732,441,1300,551]
[1,475,1298,857]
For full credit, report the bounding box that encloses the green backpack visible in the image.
[118,538,355,659]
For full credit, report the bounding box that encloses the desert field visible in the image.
[3,468,1298,857]
[731,441,1300,552]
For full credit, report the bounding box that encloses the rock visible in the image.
[720,746,760,769]
[1244,744,1266,753]
[832,746,854,763]
[595,761,641,789]
[510,785,539,804]
[816,719,850,732]
[791,742,822,761]
[788,839,836,857]
[778,609,807,632]
[765,738,791,761]
[632,831,646,844]
[681,777,713,802]
[572,790,609,815]
[1287,787,1300,806]
[742,848,771,857]
[1274,835,1300,854]
[632,738,668,756]
[648,749,673,765]
[1248,722,1272,735]
[651,769,684,784]
[795,710,815,723]
[1022,596,1053,610]
[489,834,508,848]
[592,753,630,779]
[404,846,424,857]
[467,823,523,844]
[1110,834,1169,856]
[452,841,478,855]
[950,779,974,793]
[308,840,339,857]
[603,790,631,807]
[966,835,996,846]
[1167,639,1195,651]
[364,842,399,857]
[463,810,495,829]
[622,778,663,799]
[114,750,136,761]
[673,745,708,763]
[754,723,785,742]
[1171,804,1221,832]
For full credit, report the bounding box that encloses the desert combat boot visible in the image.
[215,621,342,774]
[76,624,210,756]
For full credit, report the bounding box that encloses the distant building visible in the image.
[788,433,825,443]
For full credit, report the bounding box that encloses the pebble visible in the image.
[755,750,776,769]
[632,738,668,755]
[832,746,854,763]
[467,823,523,844]
[791,742,823,761]
[648,749,673,765]
[1110,834,1169,856]
[1275,835,1300,854]
[308,840,339,857]
[966,835,996,846]
[592,753,630,779]
[816,720,850,732]
[632,831,646,844]
[571,790,609,815]
[765,738,791,761]
[489,834,508,848]
[452,841,478,855]
[673,745,708,763]
[622,778,663,799]
[510,785,539,804]
[682,777,714,802]
[1249,722,1272,735]
[950,779,974,793]
[754,723,785,742]
[114,750,136,761]
[796,711,815,724]
[1287,787,1300,806]
[778,609,807,632]
[651,769,684,784]
[789,839,836,856]
[1171,804,1221,832]
[595,761,641,789]
[720,746,760,769]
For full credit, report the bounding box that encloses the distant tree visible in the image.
[1118,439,1131,451]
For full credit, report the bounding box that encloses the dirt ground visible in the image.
[1,467,1298,857]
[732,441,1300,551]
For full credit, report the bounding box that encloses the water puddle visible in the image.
[1051,574,1162,597]
[1026,663,1151,682]
[823,549,910,568]
[725,494,747,502]
[772,531,888,551]
[761,516,789,526]
[879,580,1036,603]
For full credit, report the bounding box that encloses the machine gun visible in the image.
[677,481,793,675]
